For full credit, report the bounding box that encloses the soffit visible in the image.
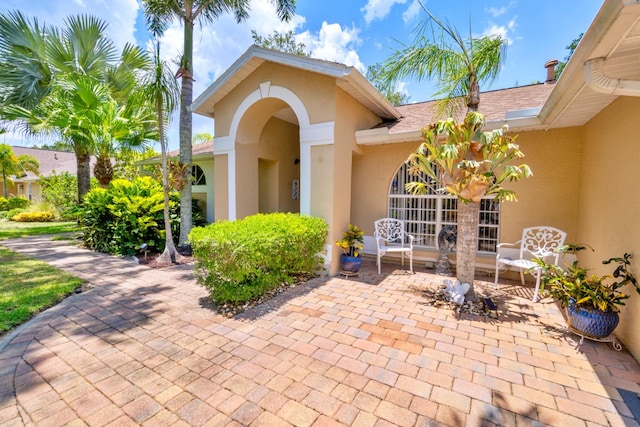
[541,1,640,129]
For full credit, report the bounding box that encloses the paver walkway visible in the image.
[1,236,639,426]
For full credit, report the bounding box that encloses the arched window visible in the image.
[192,165,206,186]
[388,162,500,253]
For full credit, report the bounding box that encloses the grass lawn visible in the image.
[0,221,79,239]
[0,222,85,333]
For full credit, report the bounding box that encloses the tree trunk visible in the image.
[178,19,194,248]
[2,174,8,198]
[76,151,92,203]
[94,154,113,188]
[456,200,480,298]
[466,75,480,112]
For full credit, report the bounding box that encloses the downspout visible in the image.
[585,57,640,96]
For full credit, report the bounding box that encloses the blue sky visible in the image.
[2,0,603,150]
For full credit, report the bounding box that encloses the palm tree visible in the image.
[382,2,508,293]
[0,143,39,198]
[382,2,505,114]
[139,27,183,263]
[141,0,297,247]
[0,12,153,201]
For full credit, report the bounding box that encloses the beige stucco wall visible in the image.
[214,63,337,136]
[578,96,640,358]
[498,127,582,243]
[329,88,383,271]
[349,124,584,269]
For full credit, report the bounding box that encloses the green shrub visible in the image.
[81,176,181,255]
[12,211,55,222]
[39,172,79,220]
[0,197,31,211]
[3,208,25,220]
[7,197,30,210]
[190,213,328,306]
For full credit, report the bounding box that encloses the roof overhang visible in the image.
[357,0,640,145]
[539,0,640,129]
[192,45,401,121]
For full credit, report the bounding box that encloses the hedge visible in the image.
[190,213,328,306]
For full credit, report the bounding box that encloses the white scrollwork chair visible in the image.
[374,218,414,275]
[494,226,567,302]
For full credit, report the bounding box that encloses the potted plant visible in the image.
[336,224,364,273]
[534,244,639,339]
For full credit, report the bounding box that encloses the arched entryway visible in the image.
[214,81,335,221]
[235,97,301,217]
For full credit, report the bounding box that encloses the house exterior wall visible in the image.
[578,96,640,357]
[1,181,41,201]
[329,88,383,269]
[213,62,339,224]
[498,127,582,243]
[214,63,336,138]
[211,63,384,274]
[349,125,583,268]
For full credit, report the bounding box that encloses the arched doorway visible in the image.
[234,97,301,218]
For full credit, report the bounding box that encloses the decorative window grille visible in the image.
[388,162,500,253]
[192,165,206,186]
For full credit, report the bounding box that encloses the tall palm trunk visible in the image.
[178,17,194,247]
[456,200,480,293]
[158,97,182,264]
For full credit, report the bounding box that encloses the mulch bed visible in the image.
[136,252,194,269]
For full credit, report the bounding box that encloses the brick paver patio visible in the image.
[1,236,639,426]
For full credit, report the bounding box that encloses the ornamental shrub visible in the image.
[80,176,180,255]
[3,208,25,220]
[12,211,55,222]
[0,196,31,211]
[39,172,84,220]
[190,213,328,306]
[7,196,30,210]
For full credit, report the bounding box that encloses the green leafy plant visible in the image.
[535,244,639,312]
[6,196,30,210]
[39,172,84,220]
[2,207,25,220]
[336,224,364,257]
[190,213,328,306]
[81,176,177,255]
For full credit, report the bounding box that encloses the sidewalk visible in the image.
[0,235,639,426]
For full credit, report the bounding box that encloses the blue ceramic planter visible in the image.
[566,302,619,339]
[340,254,362,273]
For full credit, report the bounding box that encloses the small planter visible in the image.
[340,254,362,273]
[566,302,619,339]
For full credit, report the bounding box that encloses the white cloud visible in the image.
[487,6,508,18]
[361,0,408,24]
[483,18,517,45]
[402,0,422,24]
[298,22,365,72]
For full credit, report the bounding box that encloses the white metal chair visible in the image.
[494,226,567,302]
[374,218,414,274]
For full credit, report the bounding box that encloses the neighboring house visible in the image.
[0,146,97,201]
[136,141,215,223]
[192,0,640,358]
